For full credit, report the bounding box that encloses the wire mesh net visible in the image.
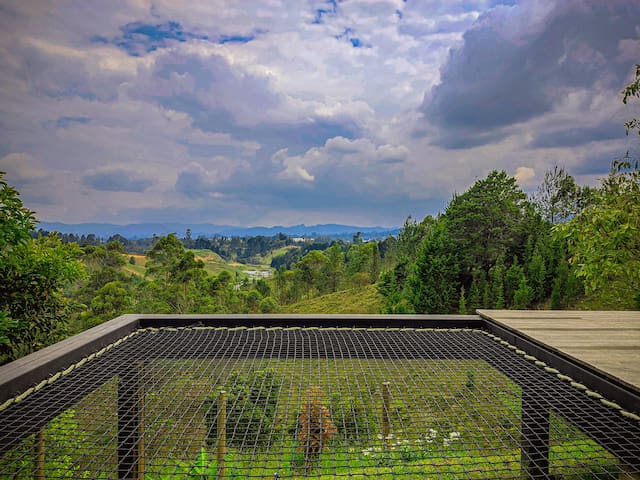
[1,326,638,479]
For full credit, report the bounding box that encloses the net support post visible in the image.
[34,426,45,480]
[619,465,640,480]
[118,361,145,480]
[381,382,391,448]
[217,390,227,480]
[521,388,549,480]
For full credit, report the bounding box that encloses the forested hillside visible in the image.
[379,161,638,314]
[2,155,637,364]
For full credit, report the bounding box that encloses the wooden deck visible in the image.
[477,310,640,391]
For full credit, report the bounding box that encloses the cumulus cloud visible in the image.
[82,168,155,192]
[0,0,637,226]
[0,153,48,186]
[421,0,640,149]
[513,166,536,187]
[273,136,409,191]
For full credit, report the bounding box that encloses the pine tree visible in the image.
[490,254,505,308]
[468,273,481,313]
[513,277,534,309]
[504,257,524,307]
[458,286,467,314]
[550,278,562,310]
[527,243,547,303]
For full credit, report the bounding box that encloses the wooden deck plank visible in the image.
[558,348,640,388]
[478,309,640,389]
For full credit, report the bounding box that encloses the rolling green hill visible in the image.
[283,285,384,314]
[123,249,272,279]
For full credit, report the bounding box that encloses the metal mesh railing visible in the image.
[1,326,638,479]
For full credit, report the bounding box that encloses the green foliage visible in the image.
[558,158,640,308]
[254,278,271,297]
[406,222,458,314]
[458,286,467,314]
[444,170,530,275]
[0,234,84,362]
[534,166,581,224]
[84,281,132,326]
[0,172,35,250]
[513,277,533,310]
[550,279,562,310]
[527,244,547,303]
[258,296,278,313]
[504,258,524,307]
[489,254,505,309]
[245,289,263,312]
[205,369,281,449]
[622,64,640,135]
[323,243,344,293]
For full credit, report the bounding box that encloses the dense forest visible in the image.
[1,66,639,364]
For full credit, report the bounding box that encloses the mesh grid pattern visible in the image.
[1,326,638,479]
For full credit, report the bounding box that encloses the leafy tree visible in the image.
[255,278,271,298]
[246,289,263,312]
[296,250,328,298]
[83,281,132,327]
[622,63,640,135]
[322,243,344,293]
[559,157,640,308]
[146,234,184,284]
[0,235,83,362]
[0,173,84,362]
[0,172,34,249]
[258,296,278,313]
[534,166,581,224]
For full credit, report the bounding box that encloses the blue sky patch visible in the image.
[98,21,208,56]
[336,28,367,48]
[55,116,91,129]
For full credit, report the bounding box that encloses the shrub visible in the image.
[205,369,281,450]
[296,386,337,470]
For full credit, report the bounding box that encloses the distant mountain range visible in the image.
[37,222,400,240]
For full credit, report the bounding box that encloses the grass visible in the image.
[283,285,384,314]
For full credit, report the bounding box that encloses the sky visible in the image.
[0,0,638,228]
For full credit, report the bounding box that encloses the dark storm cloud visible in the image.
[175,164,217,198]
[530,122,625,149]
[82,169,154,192]
[422,1,640,149]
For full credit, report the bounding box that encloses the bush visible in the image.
[258,296,278,313]
[296,386,337,470]
[204,369,281,450]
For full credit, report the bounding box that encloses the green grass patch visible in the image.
[284,285,384,314]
